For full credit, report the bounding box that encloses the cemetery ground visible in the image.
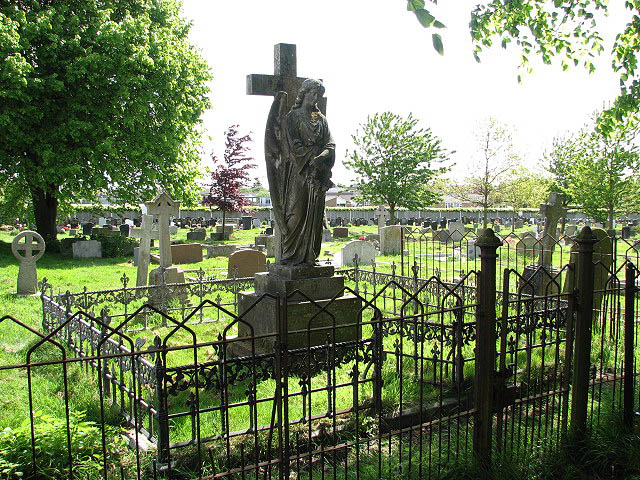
[2,225,640,479]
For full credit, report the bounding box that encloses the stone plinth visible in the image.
[234,264,361,353]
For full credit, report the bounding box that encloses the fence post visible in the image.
[570,226,597,437]
[624,262,636,428]
[153,337,170,466]
[473,228,502,467]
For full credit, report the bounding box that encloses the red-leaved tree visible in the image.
[202,125,256,239]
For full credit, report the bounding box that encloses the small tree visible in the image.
[499,166,552,230]
[202,126,255,238]
[454,118,520,228]
[547,119,640,229]
[345,112,451,223]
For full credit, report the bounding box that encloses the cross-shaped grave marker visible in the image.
[11,230,46,294]
[539,192,568,266]
[130,214,155,287]
[247,43,327,114]
[145,192,180,269]
[374,205,389,234]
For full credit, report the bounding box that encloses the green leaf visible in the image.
[432,33,444,55]
[407,0,425,12]
[433,20,446,29]
[415,9,435,28]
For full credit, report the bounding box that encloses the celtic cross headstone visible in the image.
[11,230,45,294]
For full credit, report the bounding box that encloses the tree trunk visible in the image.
[389,205,396,225]
[222,209,227,240]
[31,186,58,247]
[483,205,488,229]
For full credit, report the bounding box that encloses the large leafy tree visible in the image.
[0,0,211,245]
[345,112,451,224]
[202,125,255,239]
[406,0,639,132]
[546,120,640,228]
[454,118,520,228]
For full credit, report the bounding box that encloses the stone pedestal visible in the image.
[234,264,361,353]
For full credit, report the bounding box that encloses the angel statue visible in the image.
[265,79,335,266]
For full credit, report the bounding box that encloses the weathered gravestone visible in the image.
[448,221,465,242]
[339,240,376,266]
[380,225,402,254]
[130,215,157,287]
[206,244,239,258]
[466,239,479,261]
[228,249,266,278]
[171,243,203,264]
[374,205,389,235]
[72,240,102,259]
[11,231,45,294]
[333,227,349,238]
[255,234,276,257]
[82,223,93,235]
[187,229,206,241]
[563,227,613,311]
[145,192,185,286]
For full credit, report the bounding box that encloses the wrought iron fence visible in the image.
[1,227,639,479]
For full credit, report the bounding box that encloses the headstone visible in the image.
[539,192,567,266]
[322,229,332,242]
[171,243,203,264]
[169,225,178,235]
[515,232,541,258]
[119,224,130,237]
[432,230,449,243]
[622,226,631,240]
[228,249,266,278]
[339,240,375,266]
[207,244,239,257]
[241,216,253,230]
[380,225,402,254]
[11,231,45,294]
[255,234,276,257]
[448,221,465,242]
[72,240,102,259]
[565,224,577,237]
[187,229,206,241]
[82,223,93,235]
[466,239,479,261]
[215,224,234,235]
[132,214,154,286]
[265,227,274,235]
[563,228,613,310]
[333,227,349,238]
[98,217,107,226]
[145,192,185,286]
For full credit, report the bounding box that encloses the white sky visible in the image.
[181,0,630,185]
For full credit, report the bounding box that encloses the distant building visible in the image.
[325,188,360,207]
[430,194,480,209]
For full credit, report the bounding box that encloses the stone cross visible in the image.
[11,230,45,294]
[145,192,180,269]
[374,205,389,234]
[247,43,327,114]
[131,214,153,287]
[539,192,567,266]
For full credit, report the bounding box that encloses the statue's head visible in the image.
[293,78,324,110]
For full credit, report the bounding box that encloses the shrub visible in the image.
[90,233,136,257]
[0,411,125,479]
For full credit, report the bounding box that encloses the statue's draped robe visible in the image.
[278,107,335,265]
